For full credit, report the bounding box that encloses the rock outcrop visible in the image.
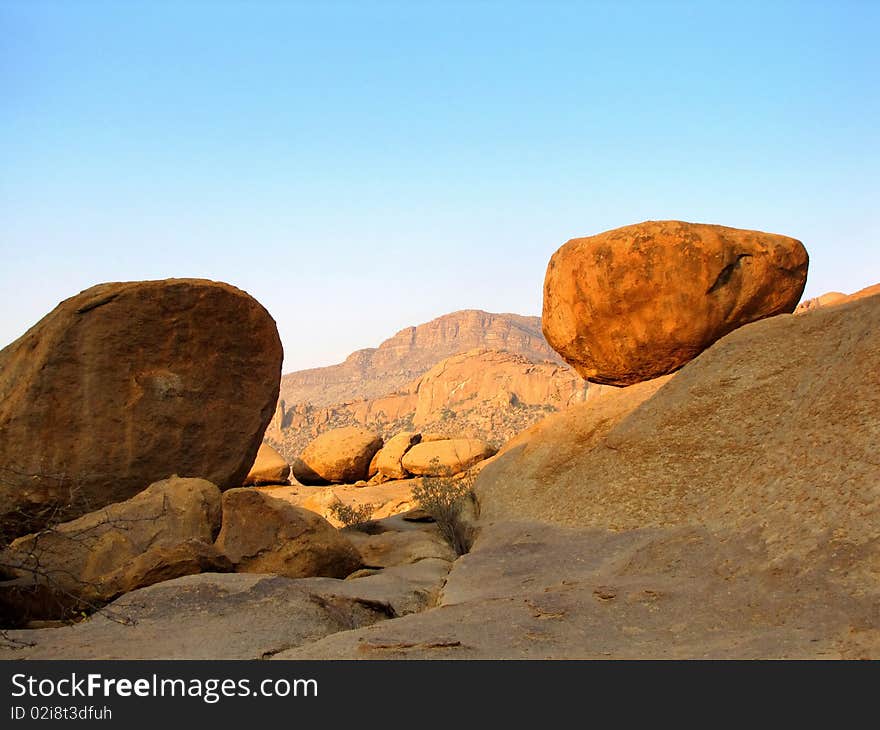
[215,489,362,579]
[0,279,283,541]
[3,278,877,660]
[401,438,497,476]
[542,220,808,385]
[243,443,290,486]
[0,477,225,621]
[292,426,383,485]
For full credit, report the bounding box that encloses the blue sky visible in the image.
[2,1,877,371]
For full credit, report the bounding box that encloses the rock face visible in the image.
[0,477,225,620]
[401,439,497,477]
[0,279,283,541]
[375,432,421,480]
[215,489,362,579]
[292,426,383,485]
[542,220,808,385]
[243,443,290,486]
[0,573,393,660]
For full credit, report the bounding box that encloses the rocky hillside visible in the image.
[279,310,563,407]
[268,311,590,460]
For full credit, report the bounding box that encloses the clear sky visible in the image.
[2,1,877,371]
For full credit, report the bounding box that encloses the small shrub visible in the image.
[328,501,375,528]
[411,463,475,556]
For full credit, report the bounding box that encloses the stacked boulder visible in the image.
[292,427,497,486]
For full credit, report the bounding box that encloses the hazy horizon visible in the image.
[2,1,878,371]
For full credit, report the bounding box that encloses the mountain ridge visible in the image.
[279,309,564,408]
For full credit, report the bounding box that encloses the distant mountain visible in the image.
[278,309,564,408]
[267,310,601,461]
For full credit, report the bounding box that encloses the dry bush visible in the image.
[411,460,476,556]
[0,467,139,642]
[328,501,375,528]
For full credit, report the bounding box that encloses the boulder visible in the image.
[375,432,421,479]
[95,540,231,603]
[0,477,224,619]
[401,439,497,476]
[542,220,808,385]
[215,488,362,579]
[243,443,290,486]
[293,426,383,484]
[0,279,283,541]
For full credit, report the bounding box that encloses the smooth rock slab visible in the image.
[0,573,389,660]
[0,558,454,658]
[274,521,879,660]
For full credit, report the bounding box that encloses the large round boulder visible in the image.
[542,220,808,386]
[292,427,383,485]
[401,438,496,477]
[0,279,283,541]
